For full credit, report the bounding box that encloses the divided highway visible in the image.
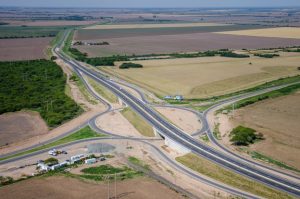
[55,32,300,197]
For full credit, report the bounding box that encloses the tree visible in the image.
[44,157,58,165]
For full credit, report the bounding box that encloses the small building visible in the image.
[164,96,173,100]
[37,163,50,172]
[71,154,85,163]
[50,164,61,171]
[85,158,97,164]
[174,95,184,101]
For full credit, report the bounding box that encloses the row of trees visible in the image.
[0,60,82,127]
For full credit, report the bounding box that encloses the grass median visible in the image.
[121,108,154,137]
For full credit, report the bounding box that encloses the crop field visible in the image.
[76,32,300,57]
[101,53,300,98]
[74,24,264,40]
[84,22,232,29]
[0,26,68,39]
[232,91,300,169]
[217,27,300,39]
[0,37,52,61]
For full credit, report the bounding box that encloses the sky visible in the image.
[1,0,300,8]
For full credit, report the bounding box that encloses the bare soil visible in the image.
[155,107,202,135]
[0,176,186,199]
[95,110,142,137]
[75,32,300,57]
[0,37,52,61]
[0,111,48,147]
[224,92,300,169]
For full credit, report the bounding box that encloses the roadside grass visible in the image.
[121,107,154,137]
[46,30,65,58]
[128,156,150,171]
[220,82,300,112]
[176,153,293,199]
[250,152,300,173]
[213,123,221,140]
[70,73,98,105]
[238,148,300,173]
[62,30,75,58]
[0,126,106,162]
[199,134,209,142]
[87,77,118,103]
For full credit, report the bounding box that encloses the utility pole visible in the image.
[232,103,235,118]
[114,173,117,199]
[107,176,110,199]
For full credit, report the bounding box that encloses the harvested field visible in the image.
[229,92,300,169]
[75,32,300,57]
[74,24,264,40]
[0,111,48,147]
[218,27,300,39]
[0,37,51,61]
[102,54,300,98]
[0,176,185,199]
[84,22,232,29]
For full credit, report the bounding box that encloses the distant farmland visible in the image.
[74,24,300,57]
[75,24,263,40]
[0,37,52,61]
[76,32,300,57]
[101,53,300,98]
[0,26,68,39]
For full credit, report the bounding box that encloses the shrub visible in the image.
[220,51,250,58]
[44,157,59,165]
[230,126,263,146]
[254,53,280,58]
[119,62,143,69]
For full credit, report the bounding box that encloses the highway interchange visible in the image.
[1,30,300,198]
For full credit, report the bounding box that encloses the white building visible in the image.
[85,158,97,164]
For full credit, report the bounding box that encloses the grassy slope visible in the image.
[87,77,118,103]
[121,108,154,137]
[176,153,293,199]
[0,126,106,162]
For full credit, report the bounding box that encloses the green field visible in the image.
[0,26,71,39]
[0,60,82,127]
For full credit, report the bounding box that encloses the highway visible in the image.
[53,32,300,197]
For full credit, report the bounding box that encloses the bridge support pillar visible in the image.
[154,127,191,154]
